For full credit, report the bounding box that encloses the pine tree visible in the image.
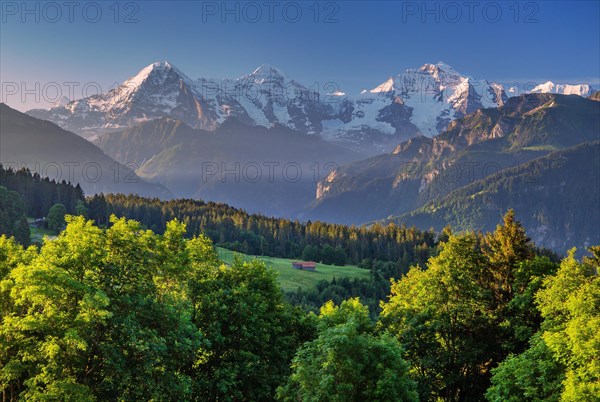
[483,209,535,305]
[13,215,30,247]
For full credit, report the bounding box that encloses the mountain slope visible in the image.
[94,117,360,216]
[0,104,171,198]
[392,142,600,254]
[304,93,600,224]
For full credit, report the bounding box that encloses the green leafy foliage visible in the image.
[535,248,600,400]
[0,215,306,401]
[486,335,564,402]
[380,211,561,401]
[487,247,600,401]
[381,234,498,400]
[1,171,597,402]
[191,258,314,401]
[46,203,67,232]
[278,298,418,402]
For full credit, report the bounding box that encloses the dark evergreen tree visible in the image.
[13,216,30,247]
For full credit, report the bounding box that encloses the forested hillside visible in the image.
[0,165,88,247]
[1,165,85,217]
[87,193,437,267]
[1,210,597,401]
[392,142,600,254]
[0,187,29,246]
[0,166,597,401]
[306,94,600,255]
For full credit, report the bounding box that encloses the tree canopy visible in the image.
[278,298,418,402]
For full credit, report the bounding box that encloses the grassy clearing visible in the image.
[27,218,57,244]
[216,247,370,292]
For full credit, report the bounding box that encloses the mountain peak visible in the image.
[435,61,459,74]
[370,77,395,93]
[248,64,287,79]
[125,61,188,88]
[146,60,172,69]
[51,96,70,108]
[417,62,460,76]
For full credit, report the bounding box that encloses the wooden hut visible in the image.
[291,261,317,271]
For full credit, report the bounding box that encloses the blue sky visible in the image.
[2,0,599,111]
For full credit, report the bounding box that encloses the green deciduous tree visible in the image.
[535,248,600,401]
[75,199,88,218]
[46,203,67,232]
[487,247,600,402]
[190,257,311,401]
[278,298,418,402]
[13,215,30,247]
[379,210,560,402]
[301,245,319,262]
[333,245,347,266]
[380,233,498,401]
[0,216,212,401]
[486,334,564,402]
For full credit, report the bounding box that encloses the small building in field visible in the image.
[291,261,317,271]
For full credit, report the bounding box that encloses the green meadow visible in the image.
[216,247,370,292]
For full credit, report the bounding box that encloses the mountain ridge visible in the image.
[27,61,521,154]
[0,103,171,199]
[304,93,600,224]
[389,141,600,254]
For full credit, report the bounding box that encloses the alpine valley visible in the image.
[8,61,599,253]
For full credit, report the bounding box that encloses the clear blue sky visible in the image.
[2,0,599,111]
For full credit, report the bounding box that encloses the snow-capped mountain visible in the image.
[28,62,217,138]
[321,62,507,148]
[200,64,329,134]
[28,61,507,152]
[529,81,594,97]
[28,62,328,140]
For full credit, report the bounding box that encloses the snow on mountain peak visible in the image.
[417,62,460,77]
[152,60,171,68]
[531,81,556,93]
[50,96,71,109]
[370,77,395,93]
[529,81,593,96]
[247,64,287,80]
[124,60,189,89]
[24,60,515,153]
[434,61,459,74]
